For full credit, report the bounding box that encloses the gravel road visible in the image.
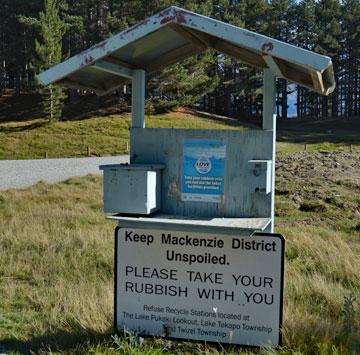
[0,155,129,190]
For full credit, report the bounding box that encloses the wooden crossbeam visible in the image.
[213,41,266,69]
[92,60,134,79]
[169,24,209,50]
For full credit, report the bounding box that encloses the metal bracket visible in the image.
[263,55,284,78]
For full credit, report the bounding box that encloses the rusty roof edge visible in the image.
[174,7,333,74]
[37,5,335,95]
[37,6,179,86]
[177,7,334,94]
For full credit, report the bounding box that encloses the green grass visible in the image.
[0,112,248,160]
[1,111,359,159]
[0,151,359,354]
[276,131,359,155]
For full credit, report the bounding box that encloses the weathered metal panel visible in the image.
[263,69,277,232]
[130,128,273,218]
[100,164,163,214]
[248,160,272,194]
[37,6,335,96]
[111,25,189,65]
[176,7,331,72]
[37,8,176,86]
[107,215,271,236]
[93,60,133,79]
[132,70,145,128]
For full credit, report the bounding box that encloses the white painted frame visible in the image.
[262,69,277,232]
[131,70,145,128]
[37,6,334,95]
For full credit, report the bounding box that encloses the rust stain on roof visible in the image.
[176,11,187,24]
[82,55,95,66]
[262,42,274,52]
[77,39,108,59]
[160,16,175,25]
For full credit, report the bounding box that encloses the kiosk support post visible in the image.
[131,69,145,128]
[262,68,276,232]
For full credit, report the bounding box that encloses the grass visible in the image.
[0,110,359,353]
[0,176,114,353]
[0,111,248,160]
[0,110,359,159]
[0,150,359,354]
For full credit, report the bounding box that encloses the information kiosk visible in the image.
[38,6,335,347]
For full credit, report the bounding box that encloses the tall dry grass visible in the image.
[0,176,115,350]
[279,225,360,353]
[0,170,359,353]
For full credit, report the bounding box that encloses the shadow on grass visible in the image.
[276,117,360,145]
[0,121,49,133]
[185,108,261,130]
[188,109,360,145]
[0,90,129,124]
[2,328,113,354]
[277,131,360,144]
[0,92,43,124]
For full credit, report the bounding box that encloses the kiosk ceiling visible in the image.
[37,6,335,96]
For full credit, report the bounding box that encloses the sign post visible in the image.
[115,228,284,347]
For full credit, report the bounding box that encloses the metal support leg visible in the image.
[263,69,276,233]
[131,70,145,128]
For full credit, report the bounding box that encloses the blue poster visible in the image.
[182,139,226,203]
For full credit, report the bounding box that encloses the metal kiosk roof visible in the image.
[38,6,335,234]
[38,6,335,96]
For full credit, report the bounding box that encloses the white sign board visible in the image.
[115,228,284,347]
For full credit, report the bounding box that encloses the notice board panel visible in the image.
[181,139,226,203]
[130,128,273,218]
[115,227,284,347]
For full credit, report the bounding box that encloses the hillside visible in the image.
[0,100,359,160]
[0,109,249,160]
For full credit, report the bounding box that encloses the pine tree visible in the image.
[267,0,297,119]
[3,0,42,94]
[6,0,359,120]
[35,0,66,121]
[314,0,342,118]
[341,0,360,117]
[293,0,317,117]
[215,0,267,119]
